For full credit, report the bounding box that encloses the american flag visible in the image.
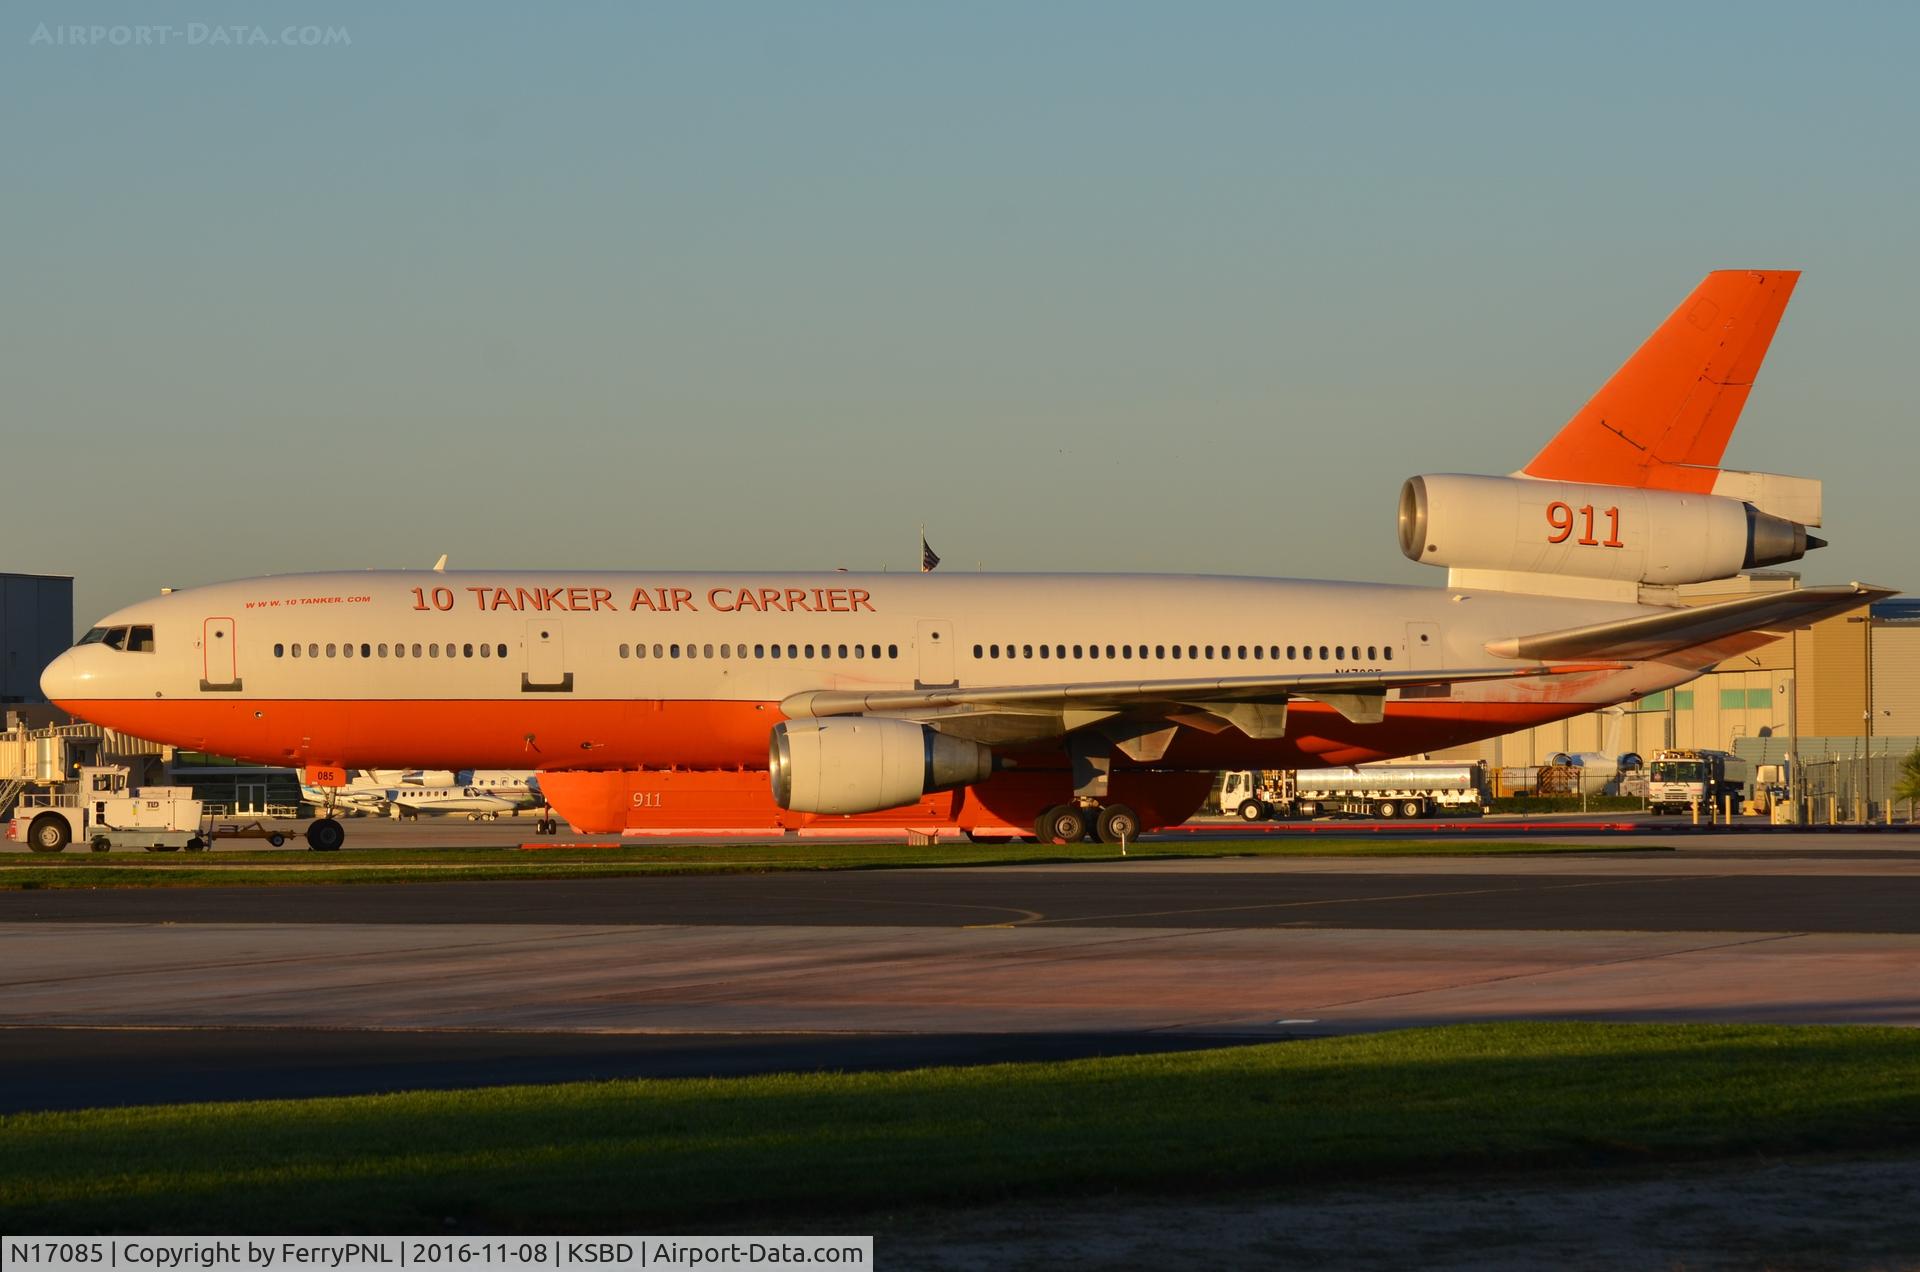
[920,533,941,573]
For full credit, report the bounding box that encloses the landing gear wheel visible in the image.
[1401,800,1423,819]
[27,815,70,854]
[1237,799,1266,823]
[1377,801,1398,819]
[1035,804,1088,846]
[1097,804,1141,845]
[184,837,208,852]
[482,813,498,823]
[306,818,346,852]
[90,836,112,853]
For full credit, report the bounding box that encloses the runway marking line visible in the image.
[1000,871,1717,928]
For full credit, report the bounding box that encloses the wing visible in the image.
[1484,582,1893,662]
[780,664,1604,750]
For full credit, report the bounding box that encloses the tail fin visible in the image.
[1523,270,1799,492]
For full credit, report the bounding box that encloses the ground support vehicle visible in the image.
[1647,749,1745,816]
[7,766,207,853]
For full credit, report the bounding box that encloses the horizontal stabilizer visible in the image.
[1485,583,1893,662]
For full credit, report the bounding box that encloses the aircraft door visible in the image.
[201,617,241,691]
[523,620,573,692]
[1405,621,1440,670]
[915,619,956,688]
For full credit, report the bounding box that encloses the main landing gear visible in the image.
[1035,802,1140,846]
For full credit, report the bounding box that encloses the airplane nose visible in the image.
[39,648,81,703]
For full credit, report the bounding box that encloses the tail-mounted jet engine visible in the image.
[770,718,996,815]
[1398,474,1823,587]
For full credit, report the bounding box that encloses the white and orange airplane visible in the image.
[34,270,1890,850]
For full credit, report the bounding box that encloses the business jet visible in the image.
[36,269,1889,851]
[297,770,543,820]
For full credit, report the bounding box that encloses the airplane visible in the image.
[35,269,1893,852]
[299,770,542,819]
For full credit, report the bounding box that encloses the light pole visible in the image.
[1848,611,1875,820]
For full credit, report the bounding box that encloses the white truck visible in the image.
[1646,749,1744,816]
[1220,762,1492,821]
[7,765,207,853]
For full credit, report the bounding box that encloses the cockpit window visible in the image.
[76,624,154,651]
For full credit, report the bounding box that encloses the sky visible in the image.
[5,1,1916,628]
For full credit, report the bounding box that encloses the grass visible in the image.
[0,837,1663,888]
[4,1022,1918,1233]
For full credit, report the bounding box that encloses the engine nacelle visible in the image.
[1398,474,1821,587]
[769,718,996,815]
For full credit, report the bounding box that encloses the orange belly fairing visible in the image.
[58,695,1587,837]
[539,768,1217,836]
[58,695,1587,777]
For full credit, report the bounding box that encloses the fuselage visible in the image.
[43,569,1698,774]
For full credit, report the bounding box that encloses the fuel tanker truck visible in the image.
[1222,762,1492,821]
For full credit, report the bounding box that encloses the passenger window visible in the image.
[1205,645,1215,659]
[1073,645,1083,659]
[1105,645,1116,659]
[274,643,285,658]
[497,644,507,657]
[1384,646,1393,661]
[361,643,372,658]
[837,644,847,659]
[429,644,439,658]
[1087,645,1098,660]
[1302,646,1313,661]
[754,644,765,658]
[652,643,663,659]
[1122,645,1132,659]
[480,644,491,658]
[1368,645,1378,660]
[620,644,630,658]
[786,644,798,658]
[1171,645,1182,660]
[1039,645,1050,659]
[1319,646,1329,659]
[1238,645,1248,659]
[1287,646,1296,660]
[854,645,864,659]
[379,644,389,658]
[463,643,474,658]
[1336,646,1345,660]
[721,644,731,659]
[888,644,899,658]
[770,644,781,659]
[1023,645,1033,659]
[1253,646,1263,660]
[412,644,423,658]
[805,644,815,659]
[1155,645,1165,659]
[704,644,714,658]
[326,643,337,658]
[672,644,682,658]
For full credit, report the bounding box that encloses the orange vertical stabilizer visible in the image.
[1523,269,1800,492]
